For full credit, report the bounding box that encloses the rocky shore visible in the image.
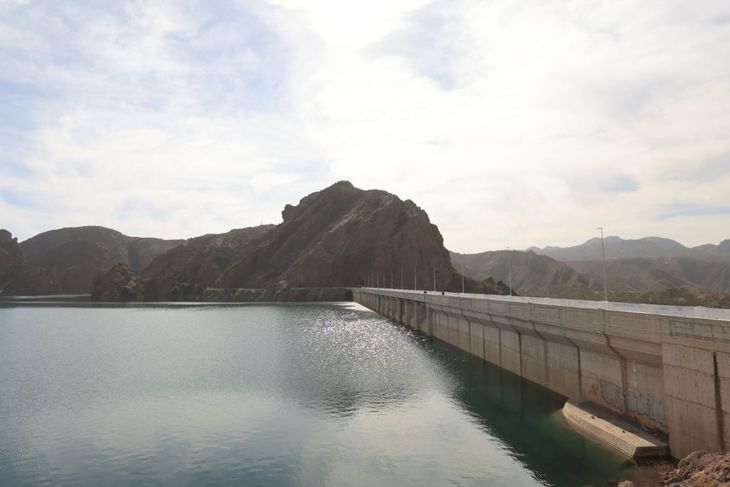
[614,451,730,486]
[661,451,730,486]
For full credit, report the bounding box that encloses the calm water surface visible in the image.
[0,303,626,486]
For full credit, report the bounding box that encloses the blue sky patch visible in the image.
[370,1,461,90]
[657,203,730,220]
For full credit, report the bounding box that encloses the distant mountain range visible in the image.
[451,250,594,299]
[3,187,728,307]
[0,227,182,295]
[528,236,730,262]
[1,182,505,301]
[454,236,730,307]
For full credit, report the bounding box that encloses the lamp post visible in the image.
[507,246,513,296]
[433,264,436,292]
[596,227,609,301]
[461,264,465,294]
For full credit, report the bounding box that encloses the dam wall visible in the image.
[353,288,730,459]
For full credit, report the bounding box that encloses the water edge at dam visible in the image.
[355,288,730,459]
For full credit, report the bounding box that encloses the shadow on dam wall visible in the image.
[425,335,628,486]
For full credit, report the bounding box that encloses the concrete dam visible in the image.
[354,288,730,459]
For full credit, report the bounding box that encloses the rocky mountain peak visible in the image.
[0,229,24,271]
[138,182,491,301]
[0,229,15,243]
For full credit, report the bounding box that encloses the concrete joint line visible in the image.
[714,352,727,452]
[604,331,630,415]
[601,308,630,415]
[566,336,584,401]
[517,329,523,377]
[530,319,550,386]
[484,311,499,367]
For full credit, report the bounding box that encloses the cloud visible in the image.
[657,203,730,220]
[371,0,462,90]
[1,0,730,251]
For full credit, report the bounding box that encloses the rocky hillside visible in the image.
[568,258,688,293]
[91,263,144,302]
[141,225,276,300]
[0,229,59,295]
[140,181,496,301]
[693,239,730,257]
[451,250,594,298]
[457,239,730,307]
[530,236,730,262]
[218,181,453,289]
[4,182,509,301]
[18,226,183,293]
[0,229,23,271]
[565,257,730,295]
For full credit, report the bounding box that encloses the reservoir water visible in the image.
[0,303,626,486]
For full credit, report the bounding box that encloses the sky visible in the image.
[1,0,729,252]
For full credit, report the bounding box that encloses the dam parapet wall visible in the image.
[353,288,730,459]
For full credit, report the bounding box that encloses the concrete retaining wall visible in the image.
[354,288,730,459]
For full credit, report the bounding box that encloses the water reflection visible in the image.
[431,338,627,486]
[0,304,625,486]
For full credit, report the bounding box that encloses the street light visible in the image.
[461,263,465,294]
[506,246,513,296]
[596,227,609,302]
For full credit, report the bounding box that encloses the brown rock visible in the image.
[91,263,144,302]
[218,181,454,290]
[141,225,275,301]
[19,226,183,294]
[141,181,502,301]
[662,451,730,486]
[0,228,23,271]
[0,229,59,296]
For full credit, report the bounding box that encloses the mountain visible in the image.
[216,181,453,289]
[456,234,730,307]
[655,257,730,293]
[568,257,730,294]
[567,258,689,292]
[1,226,183,295]
[0,229,23,271]
[527,236,730,294]
[529,236,698,262]
[141,225,276,300]
[531,236,730,263]
[692,239,730,258]
[139,181,505,301]
[0,229,59,295]
[4,182,509,301]
[454,247,730,307]
[451,250,594,298]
